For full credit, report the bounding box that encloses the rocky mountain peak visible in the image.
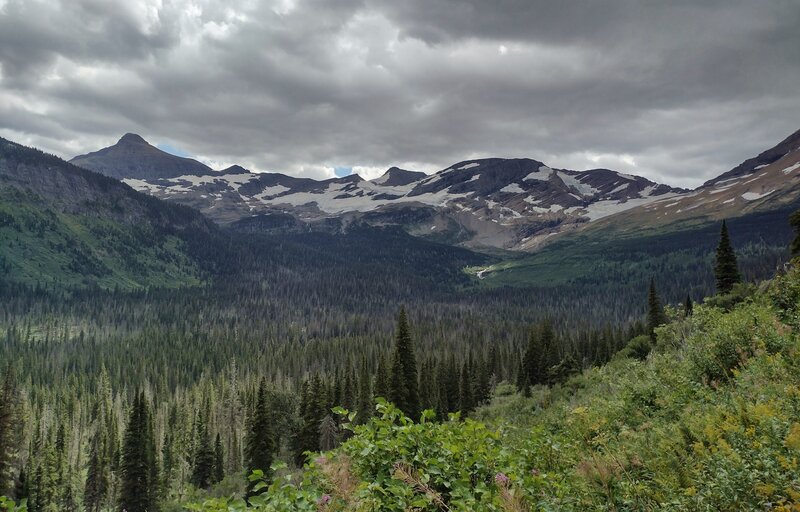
[71,133,213,181]
[117,133,149,145]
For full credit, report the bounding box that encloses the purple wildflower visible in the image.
[494,472,510,486]
[317,494,332,505]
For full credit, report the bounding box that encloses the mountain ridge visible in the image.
[70,134,689,250]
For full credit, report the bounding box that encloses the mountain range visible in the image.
[1,127,796,290]
[70,129,800,252]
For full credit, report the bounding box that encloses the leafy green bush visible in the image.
[619,334,652,360]
[687,302,787,384]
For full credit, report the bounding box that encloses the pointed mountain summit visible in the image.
[372,167,426,187]
[118,132,148,145]
[221,164,251,175]
[71,133,213,180]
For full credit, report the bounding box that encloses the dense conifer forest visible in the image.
[0,211,796,511]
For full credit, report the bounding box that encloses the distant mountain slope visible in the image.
[0,136,218,288]
[703,128,800,187]
[473,129,800,289]
[588,131,800,235]
[70,133,213,180]
[71,135,685,250]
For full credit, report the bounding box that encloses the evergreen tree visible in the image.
[647,278,666,341]
[458,361,473,415]
[84,433,108,512]
[520,321,558,389]
[342,370,355,410]
[245,380,274,486]
[213,433,224,485]
[161,431,174,499]
[14,468,25,503]
[0,366,18,497]
[119,392,158,512]
[684,295,693,317]
[318,415,338,451]
[539,321,559,385]
[475,355,491,405]
[388,308,420,419]
[373,357,389,399]
[549,354,580,384]
[292,378,322,466]
[714,220,741,294]
[356,358,372,424]
[191,412,215,489]
[515,360,528,396]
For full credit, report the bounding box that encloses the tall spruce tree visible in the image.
[684,295,694,317]
[520,320,558,390]
[647,278,666,341]
[437,356,459,419]
[84,433,108,512]
[388,308,420,420]
[213,434,224,485]
[119,392,158,512]
[714,220,741,294]
[191,412,215,489]
[245,380,275,486]
[373,357,389,399]
[318,415,338,451]
[458,361,473,415]
[356,358,373,424]
[0,366,18,497]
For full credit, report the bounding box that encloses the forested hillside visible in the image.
[187,238,800,510]
[0,209,797,511]
[0,137,219,288]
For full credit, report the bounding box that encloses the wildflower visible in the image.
[531,469,540,477]
[495,472,510,486]
[317,494,332,505]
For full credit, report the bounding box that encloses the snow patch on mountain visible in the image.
[558,171,597,196]
[610,183,631,194]
[523,166,553,181]
[254,185,291,198]
[170,173,257,191]
[499,183,525,194]
[581,195,676,220]
[782,162,800,175]
[742,190,775,201]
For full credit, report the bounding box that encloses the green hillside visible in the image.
[0,138,219,289]
[189,260,800,511]
[471,206,795,295]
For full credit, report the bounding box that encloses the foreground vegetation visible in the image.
[186,260,800,511]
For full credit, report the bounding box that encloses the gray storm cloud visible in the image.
[0,0,798,185]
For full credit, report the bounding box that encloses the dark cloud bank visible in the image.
[1,0,798,185]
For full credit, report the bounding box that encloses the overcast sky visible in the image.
[1,0,798,186]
